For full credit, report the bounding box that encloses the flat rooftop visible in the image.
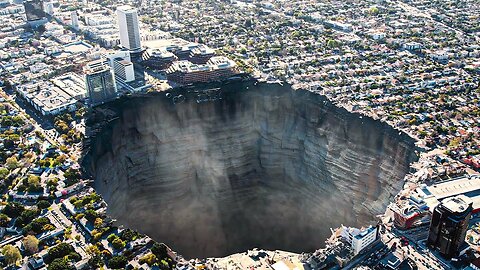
[168,58,236,73]
[114,58,132,66]
[422,175,480,200]
[441,195,472,213]
[417,175,480,212]
[51,73,86,99]
[63,41,93,54]
[147,48,176,58]
[18,73,86,114]
[23,83,76,113]
[117,5,136,13]
[143,38,192,49]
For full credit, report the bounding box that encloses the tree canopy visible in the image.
[108,255,127,269]
[23,235,39,255]
[2,244,22,265]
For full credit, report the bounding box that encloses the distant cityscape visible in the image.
[0,0,479,270]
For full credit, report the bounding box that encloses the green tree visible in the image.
[59,145,68,153]
[23,235,39,255]
[111,238,126,250]
[47,258,75,270]
[326,39,339,49]
[108,255,127,269]
[46,178,59,189]
[88,255,104,268]
[84,209,98,222]
[0,213,9,227]
[369,6,379,15]
[5,156,18,170]
[139,253,157,266]
[0,167,8,179]
[107,233,117,243]
[2,244,22,265]
[67,251,81,261]
[160,259,170,269]
[73,200,84,209]
[86,244,100,256]
[151,243,168,259]
[94,217,103,228]
[63,168,79,181]
[27,175,41,192]
[23,216,49,234]
[47,243,74,262]
[37,200,51,209]
[3,202,25,218]
[55,154,67,164]
[121,229,137,242]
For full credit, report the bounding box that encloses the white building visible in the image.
[16,73,86,116]
[341,225,378,255]
[71,10,79,29]
[116,5,141,51]
[403,42,422,51]
[85,14,112,26]
[43,1,54,16]
[112,57,135,82]
[370,31,386,40]
[430,50,450,62]
[106,51,135,83]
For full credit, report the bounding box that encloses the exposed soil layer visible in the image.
[85,83,417,258]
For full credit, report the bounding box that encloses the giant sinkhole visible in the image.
[84,82,417,259]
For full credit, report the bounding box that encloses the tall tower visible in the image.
[43,1,54,16]
[71,10,79,29]
[84,60,117,106]
[23,0,46,23]
[427,195,472,259]
[116,5,141,51]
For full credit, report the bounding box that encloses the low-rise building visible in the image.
[340,225,378,255]
[166,56,237,84]
[142,48,177,69]
[379,253,402,270]
[16,73,86,116]
[403,42,422,51]
[392,194,431,229]
[416,175,480,215]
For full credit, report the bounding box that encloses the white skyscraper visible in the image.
[106,51,135,83]
[71,11,79,29]
[43,2,54,16]
[116,5,141,51]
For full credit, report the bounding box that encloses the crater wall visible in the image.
[86,84,417,258]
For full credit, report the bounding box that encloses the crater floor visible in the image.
[85,83,417,259]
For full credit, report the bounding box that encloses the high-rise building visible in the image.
[84,60,117,106]
[116,5,141,51]
[43,1,54,16]
[427,195,472,259]
[71,11,79,29]
[106,51,135,83]
[112,57,135,82]
[24,0,46,22]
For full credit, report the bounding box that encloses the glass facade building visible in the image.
[84,60,117,106]
[24,0,45,22]
[426,195,472,259]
